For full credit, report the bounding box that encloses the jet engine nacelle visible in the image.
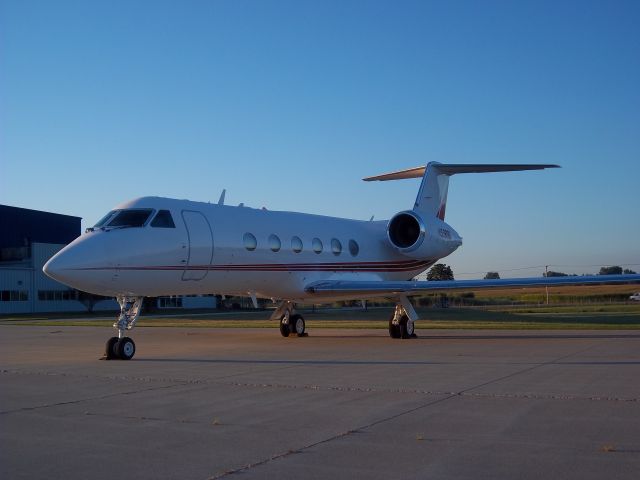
[387,210,461,260]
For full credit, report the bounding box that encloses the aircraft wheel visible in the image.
[105,336,120,359]
[400,315,414,339]
[117,337,136,360]
[388,315,401,339]
[292,314,306,336]
[279,316,290,337]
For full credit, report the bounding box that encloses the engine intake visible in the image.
[387,211,426,252]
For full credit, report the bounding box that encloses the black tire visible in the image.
[291,314,305,336]
[279,316,290,337]
[399,315,413,339]
[388,314,401,339]
[117,337,136,360]
[105,336,120,360]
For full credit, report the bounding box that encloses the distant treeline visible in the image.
[414,292,634,307]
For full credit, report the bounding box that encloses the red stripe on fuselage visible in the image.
[75,259,432,273]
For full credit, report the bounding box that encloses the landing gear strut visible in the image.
[389,297,418,339]
[272,301,306,337]
[103,296,143,360]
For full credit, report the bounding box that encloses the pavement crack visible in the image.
[206,392,457,479]
[206,425,368,479]
[0,382,188,415]
[206,340,626,478]
[458,341,605,396]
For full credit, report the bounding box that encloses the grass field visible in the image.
[461,283,639,298]
[412,283,640,306]
[2,284,638,330]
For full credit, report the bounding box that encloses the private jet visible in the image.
[44,162,640,359]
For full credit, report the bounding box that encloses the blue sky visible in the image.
[1,0,638,278]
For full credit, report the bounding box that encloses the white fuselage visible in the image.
[44,196,462,302]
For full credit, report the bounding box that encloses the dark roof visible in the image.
[0,205,81,247]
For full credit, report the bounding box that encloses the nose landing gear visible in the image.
[104,336,136,360]
[102,296,143,360]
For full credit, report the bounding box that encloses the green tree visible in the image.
[623,268,637,274]
[599,266,623,275]
[427,263,454,281]
[77,290,111,313]
[484,272,500,279]
[544,271,568,277]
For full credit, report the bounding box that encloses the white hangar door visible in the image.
[181,210,213,281]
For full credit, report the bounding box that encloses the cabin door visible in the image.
[181,210,213,281]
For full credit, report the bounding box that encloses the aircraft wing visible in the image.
[305,274,640,297]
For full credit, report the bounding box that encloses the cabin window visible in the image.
[331,238,342,256]
[312,238,323,254]
[151,210,176,228]
[107,209,154,228]
[348,239,359,256]
[269,234,281,252]
[291,236,303,253]
[243,233,257,251]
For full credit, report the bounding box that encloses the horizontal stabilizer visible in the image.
[364,162,560,220]
[363,164,560,181]
[363,166,426,181]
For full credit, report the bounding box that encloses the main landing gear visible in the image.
[388,297,418,340]
[272,300,307,337]
[103,296,143,360]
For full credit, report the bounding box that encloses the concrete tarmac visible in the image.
[1,325,639,479]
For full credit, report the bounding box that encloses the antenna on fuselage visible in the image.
[217,189,226,205]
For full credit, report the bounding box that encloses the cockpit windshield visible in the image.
[107,209,154,228]
[93,211,117,228]
[91,209,154,230]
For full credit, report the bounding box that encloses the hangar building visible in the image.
[0,204,112,314]
[0,205,216,314]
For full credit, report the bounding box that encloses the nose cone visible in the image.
[43,253,65,282]
[43,242,91,287]
[43,234,112,295]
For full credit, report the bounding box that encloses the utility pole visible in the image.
[545,265,549,305]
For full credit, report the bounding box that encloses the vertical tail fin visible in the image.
[363,162,560,220]
[414,162,449,220]
[362,162,450,219]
